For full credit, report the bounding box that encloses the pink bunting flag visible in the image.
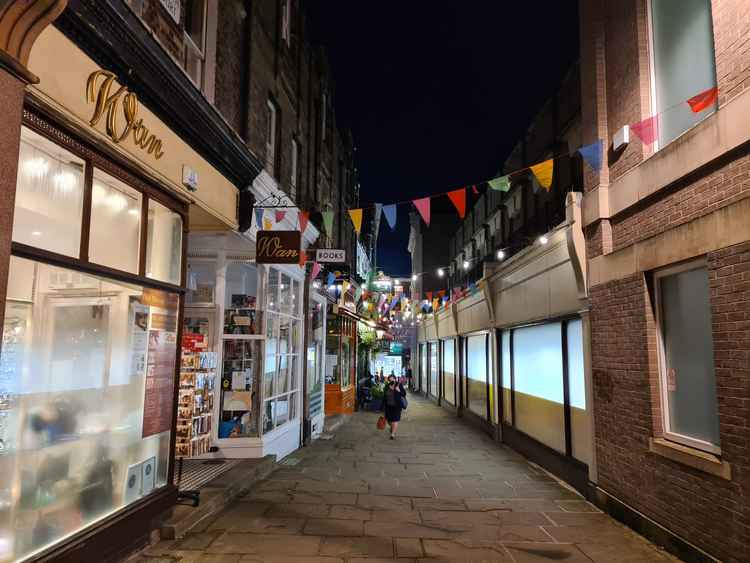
[298,211,309,233]
[630,115,660,146]
[413,197,431,226]
[275,210,286,223]
[311,262,321,280]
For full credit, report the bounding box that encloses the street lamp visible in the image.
[411,274,417,281]
[539,235,549,245]
[462,260,470,270]
[437,267,445,277]
[496,249,505,260]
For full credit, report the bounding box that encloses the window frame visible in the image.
[183,0,208,88]
[290,137,299,200]
[265,99,278,175]
[653,258,721,455]
[281,0,291,47]
[15,109,187,295]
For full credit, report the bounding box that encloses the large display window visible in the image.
[419,343,427,393]
[429,341,439,399]
[442,338,456,405]
[466,334,489,419]
[307,298,325,421]
[2,120,185,562]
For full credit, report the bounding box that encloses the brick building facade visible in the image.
[580,1,750,560]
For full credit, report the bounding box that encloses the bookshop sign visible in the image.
[256,230,301,264]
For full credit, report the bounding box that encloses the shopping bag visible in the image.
[377,416,386,430]
[400,395,408,410]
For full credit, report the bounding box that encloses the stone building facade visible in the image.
[579,1,750,560]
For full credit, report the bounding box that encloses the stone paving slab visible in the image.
[140,396,679,562]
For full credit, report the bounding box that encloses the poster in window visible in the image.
[130,302,149,379]
[142,329,177,437]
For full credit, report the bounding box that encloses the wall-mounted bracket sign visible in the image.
[316,249,346,263]
[256,230,301,264]
[86,70,165,160]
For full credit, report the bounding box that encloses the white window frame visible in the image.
[290,138,298,201]
[265,100,277,175]
[281,0,291,47]
[183,0,207,88]
[654,258,721,454]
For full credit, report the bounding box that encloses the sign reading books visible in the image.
[256,230,301,264]
[316,248,346,263]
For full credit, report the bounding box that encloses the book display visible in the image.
[176,318,217,457]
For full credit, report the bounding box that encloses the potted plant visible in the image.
[369,383,384,411]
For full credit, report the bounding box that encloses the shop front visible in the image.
[0,23,246,562]
[324,305,357,416]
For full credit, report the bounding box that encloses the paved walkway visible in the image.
[141,396,677,562]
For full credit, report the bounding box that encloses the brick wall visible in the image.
[214,0,247,136]
[712,0,750,105]
[589,258,750,561]
[610,150,750,253]
[138,0,185,62]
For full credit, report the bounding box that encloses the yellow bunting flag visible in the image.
[530,159,554,191]
[263,217,273,230]
[348,208,363,235]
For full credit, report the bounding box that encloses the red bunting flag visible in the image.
[298,250,307,267]
[472,185,479,194]
[413,197,431,226]
[298,211,309,233]
[687,86,718,113]
[630,115,660,146]
[275,210,286,223]
[311,262,321,280]
[426,291,433,301]
[437,289,446,298]
[446,188,466,219]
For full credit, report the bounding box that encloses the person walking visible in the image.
[383,374,406,439]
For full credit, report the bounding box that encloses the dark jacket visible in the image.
[382,383,406,412]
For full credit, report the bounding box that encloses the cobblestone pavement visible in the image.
[141,396,678,562]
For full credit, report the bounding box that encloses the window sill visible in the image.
[649,437,731,480]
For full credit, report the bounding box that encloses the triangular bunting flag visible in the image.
[348,208,363,235]
[432,298,439,312]
[578,140,603,172]
[263,217,273,230]
[687,86,718,113]
[426,291,433,301]
[322,211,334,236]
[446,188,466,219]
[390,294,400,310]
[437,290,446,298]
[255,208,264,230]
[383,204,397,230]
[413,197,430,226]
[298,250,307,267]
[530,159,554,191]
[472,185,479,195]
[488,175,510,192]
[326,272,335,287]
[311,262,321,280]
[630,115,659,145]
[275,210,286,223]
[298,211,309,233]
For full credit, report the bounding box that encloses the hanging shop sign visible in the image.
[256,230,301,264]
[316,248,346,263]
[86,69,165,160]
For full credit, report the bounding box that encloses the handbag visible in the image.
[399,395,408,410]
[377,416,386,430]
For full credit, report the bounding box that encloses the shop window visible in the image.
[567,319,591,465]
[650,0,716,148]
[442,339,455,405]
[146,199,183,286]
[429,342,439,398]
[513,322,565,453]
[466,334,488,418]
[13,126,84,258]
[501,329,511,424]
[186,258,216,305]
[262,268,302,434]
[89,168,142,273]
[655,262,720,453]
[1,256,176,562]
[307,300,325,418]
[281,0,291,46]
[184,0,207,88]
[419,343,427,392]
[224,262,259,335]
[265,100,277,175]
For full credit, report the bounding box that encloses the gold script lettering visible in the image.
[86,70,165,160]
[258,236,299,259]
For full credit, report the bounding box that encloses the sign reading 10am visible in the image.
[316,249,346,263]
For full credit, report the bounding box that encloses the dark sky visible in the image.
[309,3,579,276]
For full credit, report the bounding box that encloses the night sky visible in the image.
[309,3,579,276]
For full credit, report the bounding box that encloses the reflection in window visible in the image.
[90,168,141,273]
[442,339,455,405]
[13,127,84,257]
[429,342,438,398]
[501,330,511,424]
[145,199,182,285]
[1,256,176,562]
[307,301,325,418]
[224,262,259,335]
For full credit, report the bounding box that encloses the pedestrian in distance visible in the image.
[382,374,407,439]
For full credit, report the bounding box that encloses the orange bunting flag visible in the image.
[263,217,273,230]
[298,211,309,233]
[687,86,718,113]
[530,159,554,191]
[426,291,433,301]
[447,188,466,219]
[432,298,439,311]
[348,208,363,235]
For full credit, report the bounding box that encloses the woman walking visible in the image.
[383,374,407,439]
